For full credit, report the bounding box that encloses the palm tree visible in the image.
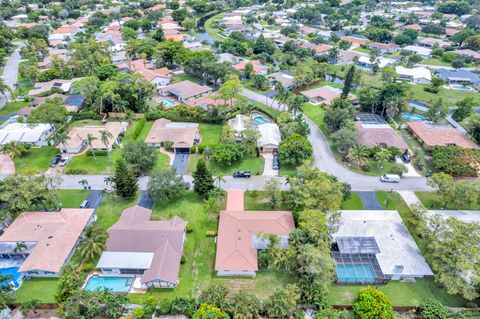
[346,144,370,167]
[0,142,26,159]
[77,225,107,266]
[375,148,392,169]
[13,241,27,253]
[100,130,114,163]
[85,133,97,159]
[214,172,225,188]
[203,196,220,221]
[0,78,12,102]
[54,131,70,158]
[328,46,340,63]
[19,298,40,316]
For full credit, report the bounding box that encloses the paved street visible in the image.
[0,42,25,109]
[240,88,287,112]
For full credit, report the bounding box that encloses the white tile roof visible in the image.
[396,66,432,80]
[0,123,53,145]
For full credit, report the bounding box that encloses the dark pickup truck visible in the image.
[233,171,251,178]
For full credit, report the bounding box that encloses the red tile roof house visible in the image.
[0,209,95,280]
[233,60,269,75]
[96,205,187,289]
[215,190,295,277]
[117,59,171,90]
[300,86,343,106]
[407,121,478,149]
[145,118,200,153]
[356,122,408,151]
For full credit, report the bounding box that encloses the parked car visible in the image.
[272,155,280,170]
[380,174,400,183]
[79,200,90,208]
[401,153,410,163]
[49,155,62,167]
[59,157,70,167]
[233,171,251,178]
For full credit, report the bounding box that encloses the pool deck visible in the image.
[83,272,147,294]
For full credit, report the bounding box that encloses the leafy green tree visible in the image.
[152,27,165,42]
[147,168,185,203]
[463,113,480,144]
[463,35,480,51]
[265,178,283,209]
[112,158,138,199]
[279,133,313,165]
[123,141,158,175]
[341,65,356,98]
[244,62,254,79]
[254,34,276,55]
[353,287,394,319]
[193,304,228,319]
[212,143,246,166]
[228,291,262,319]
[193,158,214,196]
[182,17,197,33]
[27,97,68,130]
[346,144,369,167]
[203,195,220,221]
[199,285,229,309]
[453,97,475,121]
[0,142,26,159]
[287,95,304,116]
[251,74,269,91]
[70,40,111,77]
[19,298,40,316]
[375,148,392,168]
[55,264,84,303]
[263,284,300,319]
[154,41,189,68]
[332,127,356,153]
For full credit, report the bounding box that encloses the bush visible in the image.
[186,225,193,233]
[389,163,408,175]
[205,230,217,237]
[417,299,448,319]
[431,146,480,177]
[70,110,104,121]
[163,140,174,151]
[190,146,197,154]
[353,287,394,319]
[87,149,108,156]
[64,168,88,174]
[131,117,146,141]
[180,255,186,264]
[424,86,439,94]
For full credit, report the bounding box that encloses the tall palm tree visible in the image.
[328,46,340,63]
[346,144,370,167]
[0,79,12,102]
[375,148,392,169]
[85,133,97,159]
[77,225,107,266]
[54,131,70,157]
[214,172,225,188]
[0,142,26,159]
[203,196,220,221]
[100,130,114,163]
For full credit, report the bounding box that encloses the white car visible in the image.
[59,157,70,167]
[380,174,400,183]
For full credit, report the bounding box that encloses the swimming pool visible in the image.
[401,113,426,121]
[84,275,133,293]
[253,116,270,125]
[451,85,471,91]
[159,99,176,108]
[0,267,22,287]
[336,264,376,283]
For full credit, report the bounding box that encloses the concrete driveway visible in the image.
[172,153,189,175]
[358,192,382,210]
[86,190,105,209]
[262,153,279,176]
[137,190,154,209]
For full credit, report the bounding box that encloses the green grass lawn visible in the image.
[421,58,451,67]
[353,47,371,54]
[415,191,478,210]
[408,84,480,106]
[57,189,89,208]
[69,119,103,128]
[279,164,300,176]
[204,13,225,42]
[13,85,33,98]
[399,129,433,176]
[341,192,365,210]
[136,121,153,142]
[302,80,344,91]
[199,124,222,145]
[188,154,265,176]
[14,278,59,303]
[0,101,28,116]
[173,73,201,84]
[328,277,466,306]
[14,146,59,173]
[66,150,121,174]
[302,103,325,128]
[244,190,290,211]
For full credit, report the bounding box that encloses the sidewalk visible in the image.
[397,190,423,207]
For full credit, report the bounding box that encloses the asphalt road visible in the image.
[0,42,25,109]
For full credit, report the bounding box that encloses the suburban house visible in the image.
[267,71,295,90]
[407,121,478,149]
[396,66,432,84]
[340,35,368,46]
[332,210,433,284]
[355,121,408,151]
[32,94,86,113]
[357,56,395,70]
[402,45,432,58]
[0,209,95,280]
[257,123,281,153]
[336,50,363,66]
[418,37,451,48]
[300,85,343,106]
[160,80,213,103]
[233,60,269,75]
[228,114,252,141]
[454,49,480,62]
[145,118,200,153]
[0,121,54,146]
[215,190,295,277]
[28,78,81,97]
[434,69,480,87]
[117,59,171,90]
[96,205,187,288]
[58,122,127,153]
[367,42,399,54]
[314,44,332,55]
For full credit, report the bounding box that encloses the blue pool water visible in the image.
[85,275,133,293]
[253,116,269,125]
[451,85,470,91]
[336,264,376,283]
[159,99,176,108]
[401,113,426,121]
[0,267,22,287]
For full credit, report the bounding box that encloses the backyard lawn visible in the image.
[199,124,222,145]
[408,84,480,106]
[415,191,478,210]
[14,146,59,173]
[0,101,28,117]
[14,278,59,304]
[328,277,466,306]
[57,189,89,208]
[188,154,264,175]
[172,73,201,84]
[136,121,153,142]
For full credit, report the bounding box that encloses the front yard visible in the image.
[0,101,28,117]
[415,191,479,210]
[14,146,59,173]
[57,189,89,208]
